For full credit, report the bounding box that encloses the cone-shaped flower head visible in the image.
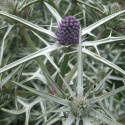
[56,16,80,46]
[111,3,121,14]
[71,96,91,117]
[3,0,15,12]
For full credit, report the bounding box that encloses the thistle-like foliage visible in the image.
[0,1,125,125]
[56,16,80,46]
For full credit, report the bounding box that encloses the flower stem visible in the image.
[21,27,49,73]
[57,48,70,88]
[0,89,37,96]
[21,27,52,90]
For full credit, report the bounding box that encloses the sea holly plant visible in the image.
[0,0,125,125]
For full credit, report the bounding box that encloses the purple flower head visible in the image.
[56,16,80,46]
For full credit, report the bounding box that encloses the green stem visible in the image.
[21,27,64,95]
[64,48,92,84]
[57,48,70,88]
[21,27,48,73]
[21,27,52,90]
[0,89,37,96]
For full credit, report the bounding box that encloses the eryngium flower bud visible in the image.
[3,0,15,12]
[56,16,80,46]
[111,3,121,14]
[71,96,91,117]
